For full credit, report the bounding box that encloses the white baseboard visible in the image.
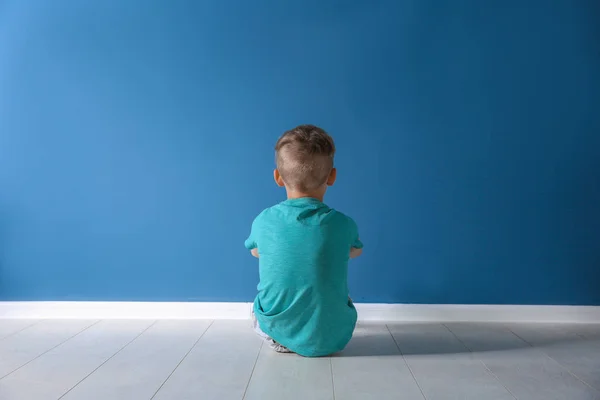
[0,301,599,323]
[0,302,252,320]
[354,303,600,323]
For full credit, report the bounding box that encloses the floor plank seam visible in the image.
[329,357,336,400]
[442,323,519,400]
[241,340,264,400]
[0,319,101,381]
[150,319,215,400]
[385,324,429,400]
[506,327,600,393]
[504,327,533,347]
[56,319,158,400]
[0,320,41,341]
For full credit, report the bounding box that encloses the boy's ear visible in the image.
[327,168,337,186]
[274,169,285,187]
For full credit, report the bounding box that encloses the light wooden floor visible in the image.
[0,319,598,400]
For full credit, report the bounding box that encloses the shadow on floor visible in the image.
[333,323,600,357]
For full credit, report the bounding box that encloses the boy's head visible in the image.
[274,125,336,193]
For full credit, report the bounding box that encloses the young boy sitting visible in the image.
[245,124,363,357]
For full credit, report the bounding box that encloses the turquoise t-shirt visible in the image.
[245,197,363,357]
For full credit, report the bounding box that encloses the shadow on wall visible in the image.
[335,323,600,357]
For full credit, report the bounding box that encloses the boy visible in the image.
[245,124,363,357]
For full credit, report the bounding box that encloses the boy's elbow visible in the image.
[350,248,363,259]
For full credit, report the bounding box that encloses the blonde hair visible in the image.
[275,125,335,192]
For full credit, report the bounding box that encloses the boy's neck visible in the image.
[286,188,326,203]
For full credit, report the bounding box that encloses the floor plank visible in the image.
[0,319,97,379]
[444,323,530,353]
[509,323,590,346]
[153,320,262,400]
[244,345,334,400]
[509,323,600,391]
[0,320,154,400]
[0,320,38,340]
[59,320,212,400]
[390,323,515,400]
[389,323,469,357]
[447,323,600,400]
[331,323,425,400]
[537,340,600,391]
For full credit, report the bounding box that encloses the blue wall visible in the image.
[1,1,599,304]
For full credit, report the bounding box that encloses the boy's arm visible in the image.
[348,217,363,259]
[350,246,362,258]
[245,216,261,259]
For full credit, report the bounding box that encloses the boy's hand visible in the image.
[251,248,259,258]
[350,247,362,259]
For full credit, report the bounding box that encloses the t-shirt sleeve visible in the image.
[348,217,363,249]
[244,216,260,250]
